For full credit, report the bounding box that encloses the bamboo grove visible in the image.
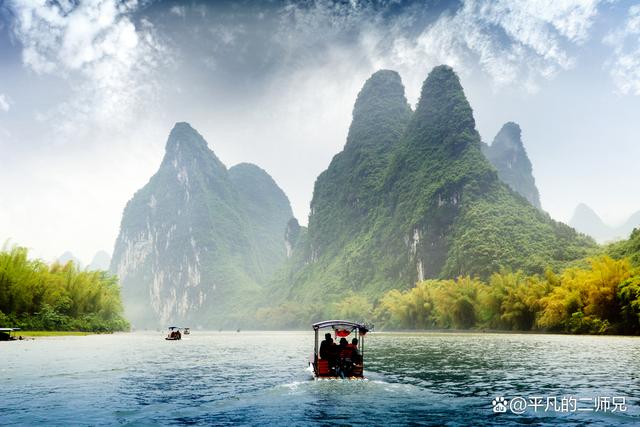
[370,256,640,334]
[0,245,129,332]
[259,229,640,334]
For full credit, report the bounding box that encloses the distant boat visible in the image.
[183,328,190,335]
[165,326,182,341]
[0,327,21,341]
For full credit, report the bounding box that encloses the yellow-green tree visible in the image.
[537,256,632,333]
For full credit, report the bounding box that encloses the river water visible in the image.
[2,331,639,425]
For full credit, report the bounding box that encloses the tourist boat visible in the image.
[165,326,182,340]
[0,327,20,341]
[310,320,371,379]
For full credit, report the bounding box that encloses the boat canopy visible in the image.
[0,327,20,332]
[312,320,371,334]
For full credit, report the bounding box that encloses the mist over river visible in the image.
[2,332,639,425]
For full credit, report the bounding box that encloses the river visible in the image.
[2,331,639,425]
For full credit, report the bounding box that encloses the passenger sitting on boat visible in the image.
[337,338,355,377]
[338,338,351,359]
[319,333,337,368]
[319,333,332,358]
[350,338,362,364]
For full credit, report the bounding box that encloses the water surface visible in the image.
[2,331,639,425]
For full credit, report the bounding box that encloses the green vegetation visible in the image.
[608,227,640,266]
[17,331,93,337]
[271,65,595,312]
[375,255,640,334]
[0,245,129,332]
[258,228,640,334]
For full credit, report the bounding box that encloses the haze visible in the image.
[1,0,639,263]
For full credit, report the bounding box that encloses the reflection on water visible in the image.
[2,332,639,425]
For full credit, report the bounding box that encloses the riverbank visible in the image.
[16,331,94,337]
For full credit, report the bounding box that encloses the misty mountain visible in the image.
[57,251,82,268]
[570,203,640,243]
[229,163,294,278]
[624,211,640,234]
[273,66,594,308]
[110,123,293,327]
[569,203,611,242]
[481,122,542,209]
[88,250,111,271]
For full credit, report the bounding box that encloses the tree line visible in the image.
[0,245,129,332]
[256,233,640,334]
[369,256,640,334]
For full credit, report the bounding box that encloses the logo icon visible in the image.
[492,396,508,413]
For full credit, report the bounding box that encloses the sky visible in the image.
[1,0,640,264]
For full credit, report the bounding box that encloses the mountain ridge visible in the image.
[481,122,542,210]
[110,122,293,328]
[570,203,640,243]
[270,65,595,318]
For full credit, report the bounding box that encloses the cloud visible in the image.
[170,5,186,18]
[7,0,167,135]
[604,5,640,95]
[0,94,9,112]
[273,0,603,96]
[385,0,601,93]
